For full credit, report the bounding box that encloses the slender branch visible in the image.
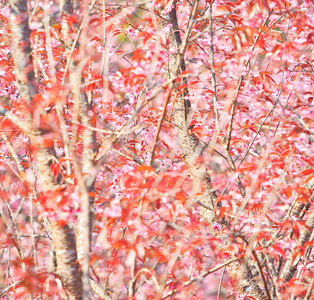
[0,131,24,173]
[239,56,302,168]
[208,3,221,135]
[0,280,24,298]
[148,89,172,166]
[237,235,271,300]
[225,11,272,151]
[208,3,248,197]
[217,266,226,300]
[5,200,26,271]
[304,277,314,300]
[148,0,199,166]
[162,257,241,299]
[112,148,144,165]
[0,106,32,136]
[163,118,227,159]
[89,278,111,300]
[129,268,160,297]
[138,6,211,59]
[29,193,38,271]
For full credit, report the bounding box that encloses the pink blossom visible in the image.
[162,4,174,15]
[126,26,139,39]
[163,24,173,34]
[104,204,122,218]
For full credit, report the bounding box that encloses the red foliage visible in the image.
[1,0,314,299]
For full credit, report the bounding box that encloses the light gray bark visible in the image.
[157,2,268,299]
[8,0,83,298]
[59,0,98,298]
[280,209,314,282]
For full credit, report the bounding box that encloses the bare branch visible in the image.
[162,257,241,299]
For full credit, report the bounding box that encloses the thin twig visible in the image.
[148,88,172,166]
[138,6,211,59]
[29,193,38,271]
[5,200,26,271]
[225,11,273,151]
[304,277,314,300]
[1,131,23,173]
[0,106,32,136]
[129,268,160,297]
[0,279,24,298]
[112,148,143,165]
[162,257,241,299]
[217,266,226,300]
[148,0,200,165]
[208,3,221,135]
[237,235,271,300]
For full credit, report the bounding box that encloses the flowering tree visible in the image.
[0,0,314,299]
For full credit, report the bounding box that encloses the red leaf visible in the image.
[217,207,227,220]
[132,49,144,62]
[175,191,187,203]
[175,83,188,91]
[293,221,304,240]
[298,169,314,176]
[112,29,122,37]
[272,244,285,256]
[304,174,314,186]
[137,165,155,172]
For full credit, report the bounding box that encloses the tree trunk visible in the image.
[156,2,268,299]
[8,0,83,298]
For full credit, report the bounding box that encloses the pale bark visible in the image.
[89,279,111,300]
[59,0,98,297]
[7,0,83,298]
[9,0,37,107]
[280,178,314,282]
[156,2,267,299]
[51,224,83,300]
[157,1,217,225]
